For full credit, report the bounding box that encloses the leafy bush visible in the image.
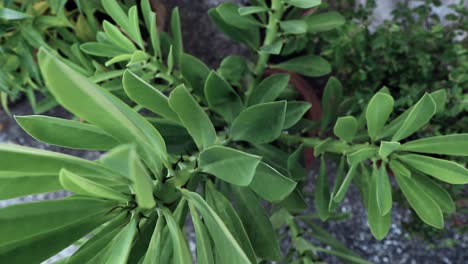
[0,0,467,263]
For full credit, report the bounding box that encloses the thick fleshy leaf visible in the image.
[0,198,116,263]
[248,74,290,106]
[391,93,436,142]
[180,53,211,95]
[378,141,401,159]
[205,71,243,122]
[285,0,322,8]
[141,215,165,264]
[205,182,256,263]
[388,160,411,178]
[315,156,330,221]
[284,101,312,129]
[59,169,129,202]
[231,101,286,144]
[401,134,468,156]
[333,116,357,142]
[128,146,156,209]
[189,206,215,264]
[411,172,455,213]
[216,3,261,29]
[271,55,331,77]
[304,12,345,33]
[238,6,268,16]
[231,187,282,260]
[366,93,394,141]
[367,168,391,240]
[169,85,217,150]
[103,21,136,53]
[162,208,193,264]
[16,115,119,150]
[97,218,138,264]
[199,146,261,186]
[376,165,392,216]
[122,70,179,122]
[182,190,251,264]
[398,154,468,184]
[280,20,308,34]
[249,162,297,202]
[38,49,167,177]
[333,165,357,203]
[394,172,444,229]
[170,8,184,68]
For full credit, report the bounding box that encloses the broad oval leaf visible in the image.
[304,12,345,33]
[271,55,331,77]
[204,71,243,122]
[280,20,308,35]
[122,70,180,122]
[199,146,261,186]
[168,85,217,150]
[333,116,357,142]
[231,101,287,144]
[394,172,444,229]
[285,0,322,8]
[180,53,211,95]
[391,93,436,142]
[398,154,468,184]
[366,93,394,141]
[367,168,391,240]
[401,134,468,156]
[248,74,290,106]
[16,115,119,150]
[249,162,297,202]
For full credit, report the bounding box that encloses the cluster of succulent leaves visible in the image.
[0,0,467,263]
[314,0,468,134]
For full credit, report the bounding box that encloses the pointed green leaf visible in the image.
[199,146,261,186]
[347,147,377,166]
[411,172,455,213]
[392,93,436,142]
[304,12,345,33]
[248,74,290,106]
[16,115,119,150]
[170,7,183,68]
[180,53,211,95]
[249,162,297,202]
[141,215,165,264]
[217,3,262,29]
[378,141,401,159]
[376,165,392,216]
[162,208,193,264]
[238,6,268,16]
[388,160,411,178]
[333,116,357,142]
[231,101,286,144]
[284,101,312,129]
[333,165,357,203]
[168,85,217,150]
[285,0,322,9]
[59,169,129,202]
[128,147,156,209]
[205,71,243,122]
[398,154,468,184]
[394,172,444,229]
[101,218,138,264]
[315,156,330,221]
[103,21,136,53]
[320,77,343,132]
[123,70,180,122]
[401,134,468,156]
[271,55,331,77]
[280,20,308,34]
[366,93,394,141]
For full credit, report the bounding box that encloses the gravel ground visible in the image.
[0,0,466,263]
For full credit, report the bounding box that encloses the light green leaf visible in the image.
[367,168,391,240]
[0,198,115,263]
[127,6,144,48]
[271,55,331,77]
[0,8,32,20]
[376,165,392,216]
[170,8,184,68]
[333,116,357,142]
[231,187,282,260]
[199,146,261,186]
[101,0,129,33]
[182,190,251,264]
[180,53,211,95]
[366,93,394,141]
[123,70,179,122]
[378,141,401,159]
[248,74,290,106]
[168,85,217,150]
[217,3,262,29]
[284,101,312,129]
[128,146,156,209]
[101,218,138,264]
[103,21,136,53]
[249,162,297,202]
[141,215,165,264]
[388,160,411,178]
[205,71,243,122]
[189,205,215,264]
[80,42,126,57]
[38,49,167,178]
[16,115,119,150]
[392,93,436,142]
[304,12,345,33]
[401,134,468,156]
[280,20,308,34]
[347,147,377,166]
[285,0,322,8]
[315,156,330,221]
[162,208,193,264]
[398,154,468,184]
[238,6,268,16]
[205,182,256,263]
[394,172,444,229]
[411,172,455,213]
[231,101,286,144]
[333,165,357,203]
[59,169,129,202]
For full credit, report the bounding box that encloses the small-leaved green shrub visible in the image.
[0,0,467,263]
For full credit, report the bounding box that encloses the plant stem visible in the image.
[253,0,283,76]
